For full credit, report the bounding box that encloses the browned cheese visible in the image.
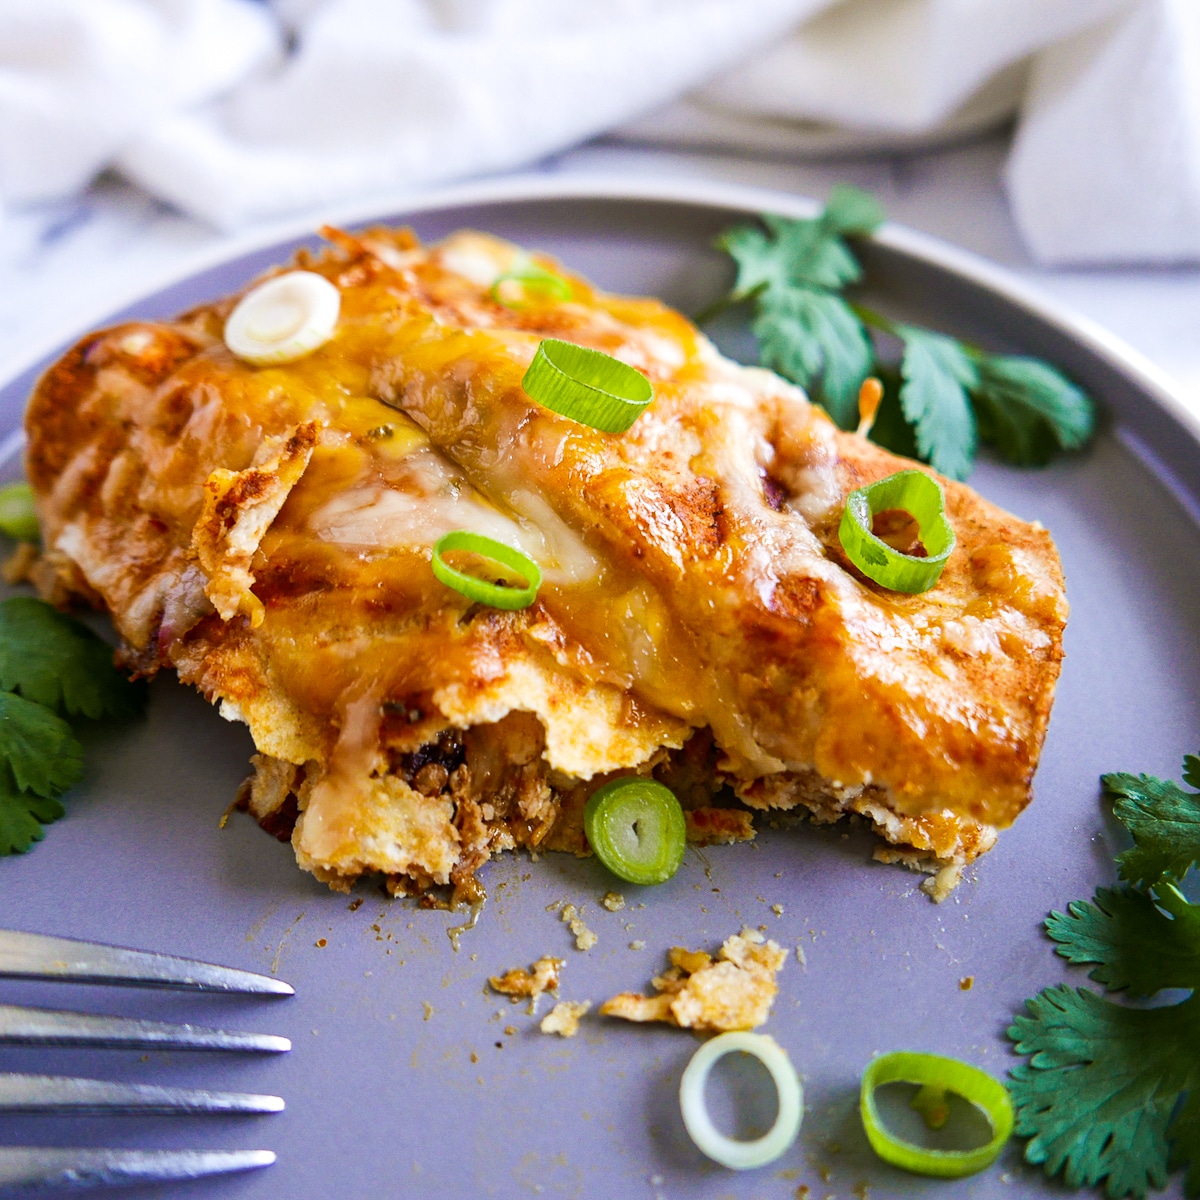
[22,227,1067,898]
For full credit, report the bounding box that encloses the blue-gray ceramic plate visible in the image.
[0,178,1195,1200]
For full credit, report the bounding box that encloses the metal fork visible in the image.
[0,929,293,1192]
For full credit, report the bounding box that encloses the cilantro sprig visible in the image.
[1008,756,1200,1198]
[0,596,143,854]
[708,186,1096,480]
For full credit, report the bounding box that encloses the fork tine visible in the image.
[0,1148,275,1192]
[0,931,292,995]
[0,1004,290,1053]
[0,1074,284,1116]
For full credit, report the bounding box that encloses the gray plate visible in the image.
[0,178,1195,1200]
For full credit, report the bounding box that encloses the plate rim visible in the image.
[2,171,1197,456]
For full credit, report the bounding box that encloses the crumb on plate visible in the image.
[561,903,597,950]
[488,955,564,1014]
[920,863,964,902]
[540,1000,592,1038]
[600,927,786,1032]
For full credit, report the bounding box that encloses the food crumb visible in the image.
[795,944,807,967]
[795,1187,811,1200]
[348,897,363,912]
[601,927,786,1032]
[629,939,646,951]
[540,1000,591,1038]
[470,1051,478,1064]
[422,1001,433,1021]
[959,975,975,991]
[920,863,964,902]
[488,955,564,1014]
[504,1025,517,1036]
[601,891,626,912]
[315,938,327,948]
[561,904,598,951]
[771,904,784,917]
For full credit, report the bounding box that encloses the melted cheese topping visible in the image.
[24,227,1068,867]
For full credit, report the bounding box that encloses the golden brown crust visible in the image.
[22,226,1067,895]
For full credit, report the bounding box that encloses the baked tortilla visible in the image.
[21,226,1067,900]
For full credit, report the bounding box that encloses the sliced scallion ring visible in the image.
[0,483,39,542]
[584,778,685,885]
[860,1051,1013,1178]
[680,1032,804,1170]
[522,339,653,433]
[431,531,541,611]
[838,469,955,593]
[224,271,341,365]
[490,264,572,309]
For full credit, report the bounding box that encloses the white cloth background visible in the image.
[0,0,1193,265]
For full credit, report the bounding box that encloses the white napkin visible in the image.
[118,0,830,229]
[1007,0,1200,264]
[0,0,278,204]
[0,0,1194,265]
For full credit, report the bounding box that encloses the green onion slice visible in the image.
[522,339,653,433]
[431,531,541,611]
[860,1051,1013,1178]
[680,1032,804,1170]
[584,778,685,886]
[0,483,39,542]
[838,469,955,593]
[490,264,572,309]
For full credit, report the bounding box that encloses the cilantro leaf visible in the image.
[1173,1090,1200,1198]
[821,183,886,236]
[1013,756,1200,1197]
[753,288,873,427]
[710,186,1096,476]
[972,355,1095,467]
[0,767,64,855]
[1185,754,1200,791]
[1047,886,1200,995]
[0,691,83,798]
[717,189,881,298]
[1102,766,1200,888]
[896,326,978,481]
[0,597,143,720]
[1009,985,1200,1199]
